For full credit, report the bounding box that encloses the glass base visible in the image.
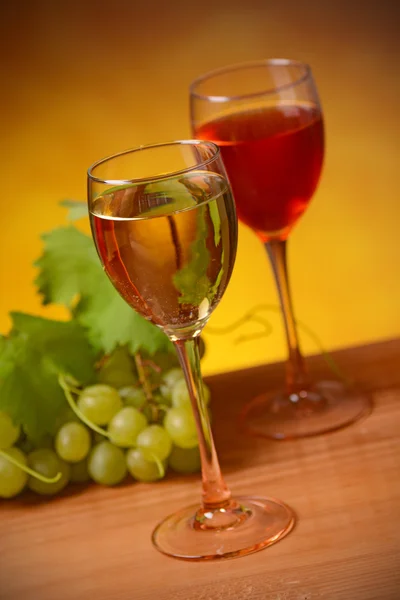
[152,496,295,561]
[240,379,372,440]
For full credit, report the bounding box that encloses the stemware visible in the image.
[190,60,371,439]
[87,140,295,560]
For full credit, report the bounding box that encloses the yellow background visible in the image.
[1,0,399,375]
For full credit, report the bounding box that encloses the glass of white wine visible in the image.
[87,140,295,561]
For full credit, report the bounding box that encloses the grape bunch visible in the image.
[0,347,210,499]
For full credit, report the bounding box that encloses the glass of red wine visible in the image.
[87,140,295,560]
[190,59,371,439]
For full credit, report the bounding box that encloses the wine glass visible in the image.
[87,140,295,561]
[190,59,371,440]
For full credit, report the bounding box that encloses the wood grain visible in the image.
[1,339,400,600]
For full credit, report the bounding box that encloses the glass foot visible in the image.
[240,379,372,440]
[152,496,295,561]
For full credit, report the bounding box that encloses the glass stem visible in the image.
[174,337,231,510]
[265,240,308,394]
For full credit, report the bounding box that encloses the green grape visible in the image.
[98,368,137,389]
[164,407,198,449]
[126,448,166,482]
[169,445,201,474]
[77,384,122,425]
[55,422,91,463]
[159,383,171,402]
[171,379,210,409]
[28,449,70,495]
[69,459,90,483]
[159,368,185,402]
[170,379,191,408]
[136,425,172,462]
[119,388,151,419]
[88,441,127,486]
[0,447,28,498]
[0,411,20,450]
[53,407,79,431]
[162,368,185,388]
[97,347,138,389]
[148,350,179,373]
[119,386,147,409]
[108,407,147,447]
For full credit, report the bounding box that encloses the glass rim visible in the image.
[189,58,312,102]
[87,139,221,186]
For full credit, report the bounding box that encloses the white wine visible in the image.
[90,171,237,338]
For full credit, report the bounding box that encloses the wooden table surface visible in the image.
[1,339,400,600]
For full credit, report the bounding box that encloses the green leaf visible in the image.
[75,277,173,355]
[35,225,172,356]
[209,201,221,247]
[0,315,96,440]
[34,226,100,306]
[60,199,88,222]
[97,179,197,219]
[142,179,197,216]
[173,205,211,306]
[11,313,96,384]
[209,250,224,299]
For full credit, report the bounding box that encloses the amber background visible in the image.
[0,0,399,375]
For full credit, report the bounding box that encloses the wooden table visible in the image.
[1,339,400,600]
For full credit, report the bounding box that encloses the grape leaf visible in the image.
[209,201,221,247]
[141,179,197,216]
[60,199,88,222]
[75,277,173,355]
[34,226,100,306]
[35,226,173,355]
[173,205,211,305]
[11,313,96,384]
[209,250,225,299]
[0,314,96,440]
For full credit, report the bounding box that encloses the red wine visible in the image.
[89,172,237,338]
[195,104,324,241]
